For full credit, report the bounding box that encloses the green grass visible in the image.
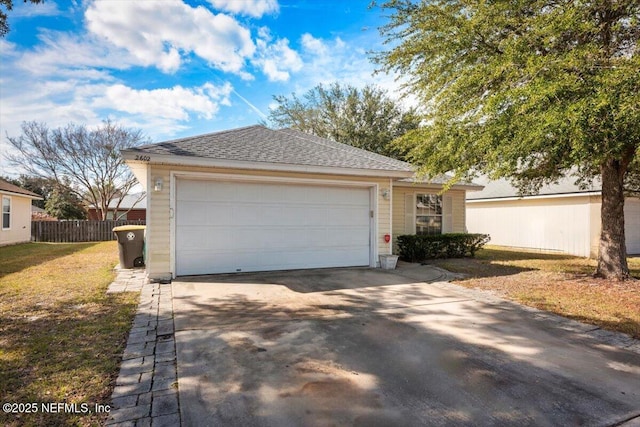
[428,246,640,339]
[0,242,138,426]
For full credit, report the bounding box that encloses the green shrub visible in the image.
[396,233,490,262]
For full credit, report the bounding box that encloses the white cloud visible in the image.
[272,33,419,111]
[19,30,133,79]
[85,0,255,75]
[297,34,377,87]
[0,39,18,58]
[301,33,329,56]
[254,36,302,82]
[93,83,233,121]
[208,0,279,18]
[11,1,61,17]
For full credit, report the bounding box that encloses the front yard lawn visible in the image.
[0,242,138,427]
[430,247,640,339]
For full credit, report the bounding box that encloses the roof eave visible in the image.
[122,151,414,179]
[392,180,484,191]
[466,191,602,202]
[0,189,43,200]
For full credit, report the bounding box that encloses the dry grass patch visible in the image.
[0,242,138,426]
[429,247,640,339]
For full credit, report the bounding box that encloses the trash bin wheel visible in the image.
[133,256,145,267]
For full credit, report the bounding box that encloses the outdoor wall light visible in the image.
[154,178,163,192]
[381,188,390,200]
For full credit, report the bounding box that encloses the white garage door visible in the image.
[175,179,372,275]
[626,198,640,255]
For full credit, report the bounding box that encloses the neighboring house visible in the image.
[0,179,43,246]
[122,125,481,280]
[87,193,147,220]
[466,176,640,258]
[31,205,57,221]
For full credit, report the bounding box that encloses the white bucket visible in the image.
[379,254,399,270]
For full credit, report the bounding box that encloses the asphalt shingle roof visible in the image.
[125,125,413,172]
[0,179,41,198]
[467,175,601,200]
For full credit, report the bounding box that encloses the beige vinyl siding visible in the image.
[451,190,466,232]
[147,166,171,279]
[0,194,33,246]
[391,186,467,253]
[377,179,393,256]
[146,164,393,279]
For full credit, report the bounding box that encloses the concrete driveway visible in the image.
[172,266,640,426]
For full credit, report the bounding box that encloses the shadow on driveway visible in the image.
[172,267,640,426]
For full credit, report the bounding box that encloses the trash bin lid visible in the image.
[113,225,146,232]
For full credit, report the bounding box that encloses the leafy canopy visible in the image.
[268,82,421,159]
[1,175,86,219]
[45,184,87,220]
[375,0,640,192]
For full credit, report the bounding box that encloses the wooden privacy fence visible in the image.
[32,220,146,243]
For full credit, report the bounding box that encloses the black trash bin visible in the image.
[113,225,146,269]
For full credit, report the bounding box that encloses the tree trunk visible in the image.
[596,159,629,280]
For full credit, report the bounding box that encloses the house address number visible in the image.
[135,155,151,162]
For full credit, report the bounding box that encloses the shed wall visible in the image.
[467,196,593,257]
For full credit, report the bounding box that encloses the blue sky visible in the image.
[0,0,404,176]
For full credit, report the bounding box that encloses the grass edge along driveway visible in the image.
[430,247,640,339]
[0,242,138,427]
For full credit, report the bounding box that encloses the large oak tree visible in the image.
[268,82,421,159]
[375,0,640,279]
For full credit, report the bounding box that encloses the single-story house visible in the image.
[466,176,640,257]
[87,193,147,220]
[123,125,480,281]
[0,179,43,246]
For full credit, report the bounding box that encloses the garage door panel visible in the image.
[206,182,236,201]
[276,185,308,205]
[259,206,287,226]
[179,202,209,225]
[327,207,369,226]
[206,205,233,226]
[179,226,234,250]
[232,207,262,225]
[176,180,372,275]
[177,180,210,201]
[333,227,370,246]
[232,183,265,202]
[288,206,325,225]
[178,227,208,251]
[255,185,282,203]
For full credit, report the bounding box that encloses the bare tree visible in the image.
[6,120,148,220]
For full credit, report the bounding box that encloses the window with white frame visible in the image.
[416,193,442,235]
[2,196,10,229]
